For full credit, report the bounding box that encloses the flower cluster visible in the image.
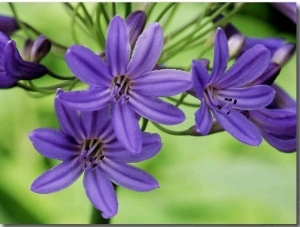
[0,2,296,223]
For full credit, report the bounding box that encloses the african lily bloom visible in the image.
[0,32,48,88]
[0,15,19,36]
[30,89,161,219]
[191,27,275,146]
[58,15,192,154]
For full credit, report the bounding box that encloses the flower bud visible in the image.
[228,33,246,58]
[125,10,146,46]
[271,43,295,66]
[22,35,51,62]
[0,15,19,36]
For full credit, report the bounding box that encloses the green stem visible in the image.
[141,118,149,131]
[155,3,176,23]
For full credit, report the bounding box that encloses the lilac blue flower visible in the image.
[30,89,162,218]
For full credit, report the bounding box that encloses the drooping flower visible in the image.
[191,27,275,146]
[0,32,48,88]
[0,15,19,36]
[30,89,161,219]
[57,15,192,154]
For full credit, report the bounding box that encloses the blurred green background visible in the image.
[0,2,297,224]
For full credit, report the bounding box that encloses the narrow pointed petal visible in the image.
[209,27,229,84]
[106,16,130,76]
[213,109,262,146]
[261,130,296,153]
[130,92,185,125]
[217,44,271,88]
[65,45,111,86]
[84,169,118,219]
[216,85,275,110]
[101,158,159,192]
[126,23,163,78]
[125,10,146,46]
[195,102,212,135]
[31,159,83,194]
[29,128,78,160]
[191,60,209,99]
[112,102,142,154]
[57,88,111,112]
[80,106,111,138]
[104,132,162,163]
[133,69,192,96]
[55,89,85,141]
[4,40,47,80]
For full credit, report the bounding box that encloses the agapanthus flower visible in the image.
[0,15,19,36]
[191,27,275,146]
[57,15,192,154]
[0,32,48,88]
[30,89,161,218]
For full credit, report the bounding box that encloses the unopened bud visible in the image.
[0,15,19,36]
[125,10,146,46]
[30,35,51,62]
[228,34,246,58]
[271,43,295,66]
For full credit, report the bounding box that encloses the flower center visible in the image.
[79,139,104,170]
[111,75,131,103]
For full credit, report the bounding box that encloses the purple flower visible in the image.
[57,15,192,154]
[0,32,48,88]
[125,10,146,46]
[30,89,161,219]
[191,27,275,146]
[21,35,51,62]
[0,15,19,36]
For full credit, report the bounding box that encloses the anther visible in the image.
[217,105,222,110]
[226,110,231,115]
[233,99,237,105]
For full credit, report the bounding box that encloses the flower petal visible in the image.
[31,159,83,194]
[55,89,85,142]
[195,102,212,135]
[83,168,118,219]
[261,130,296,153]
[133,69,192,96]
[57,88,111,112]
[209,27,229,84]
[213,108,262,146]
[216,85,275,110]
[112,101,142,154]
[125,10,146,46]
[104,132,162,163]
[217,44,271,88]
[106,16,130,76]
[65,45,111,86]
[29,128,78,160]
[101,158,159,192]
[0,15,19,35]
[126,23,163,78]
[270,84,296,109]
[191,60,210,99]
[130,92,185,125]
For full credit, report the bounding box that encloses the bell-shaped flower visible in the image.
[0,15,19,36]
[191,27,275,146]
[30,89,162,219]
[0,32,48,88]
[57,15,192,154]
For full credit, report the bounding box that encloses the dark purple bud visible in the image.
[22,35,51,62]
[271,43,295,66]
[0,15,19,36]
[125,10,146,46]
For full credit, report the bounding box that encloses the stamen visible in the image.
[79,138,104,170]
[111,75,131,102]
[233,99,237,105]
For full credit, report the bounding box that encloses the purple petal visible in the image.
[216,85,275,110]
[271,84,296,108]
[57,88,111,112]
[31,159,83,194]
[4,40,48,80]
[217,44,271,88]
[125,10,147,46]
[0,15,19,35]
[29,128,78,160]
[106,16,130,76]
[103,132,162,162]
[112,101,142,154]
[65,45,111,86]
[55,89,85,142]
[133,69,192,96]
[261,130,296,153]
[195,102,212,135]
[213,108,262,146]
[250,62,281,86]
[130,92,185,125]
[126,23,163,78]
[191,60,209,99]
[84,168,118,219]
[101,158,159,192]
[80,106,111,138]
[209,27,229,84]
[243,37,285,56]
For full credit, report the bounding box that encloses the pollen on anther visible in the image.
[233,99,237,105]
